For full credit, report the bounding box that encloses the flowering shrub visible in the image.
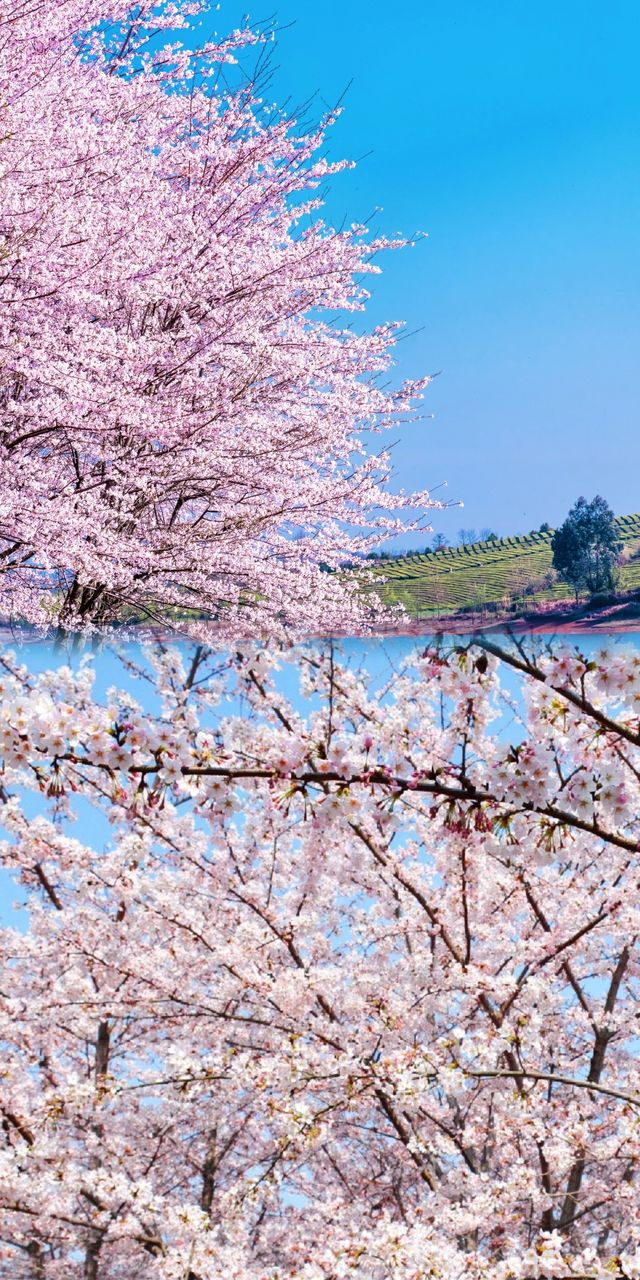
[0,638,638,1276]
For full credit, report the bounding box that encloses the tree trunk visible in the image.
[82,1021,111,1280]
[26,1239,45,1280]
[201,1129,217,1216]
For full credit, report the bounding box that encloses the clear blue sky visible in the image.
[202,0,640,546]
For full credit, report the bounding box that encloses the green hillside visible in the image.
[366,513,640,620]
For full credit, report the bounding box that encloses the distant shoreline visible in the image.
[2,595,640,649]
[374,597,640,636]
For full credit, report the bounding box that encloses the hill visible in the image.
[367,513,640,621]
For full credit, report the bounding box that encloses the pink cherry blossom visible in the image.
[1,0,442,635]
[0,637,638,1277]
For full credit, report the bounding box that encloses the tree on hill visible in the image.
[0,0,438,636]
[432,533,449,550]
[1,639,640,1278]
[551,496,621,601]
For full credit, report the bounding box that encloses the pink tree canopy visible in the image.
[1,0,439,634]
[0,638,639,1278]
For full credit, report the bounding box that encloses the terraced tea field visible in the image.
[367,513,640,620]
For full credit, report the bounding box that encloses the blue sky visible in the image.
[200,0,640,546]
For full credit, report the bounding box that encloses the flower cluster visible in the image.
[0,637,638,1278]
[1,0,441,634]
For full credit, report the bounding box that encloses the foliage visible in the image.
[0,1,437,635]
[374,513,640,619]
[551,497,621,601]
[0,638,639,1277]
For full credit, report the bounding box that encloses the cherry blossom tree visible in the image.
[0,0,439,635]
[0,636,639,1278]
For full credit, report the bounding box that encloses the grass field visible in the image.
[366,513,640,620]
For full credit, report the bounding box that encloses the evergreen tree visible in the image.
[551,495,620,600]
